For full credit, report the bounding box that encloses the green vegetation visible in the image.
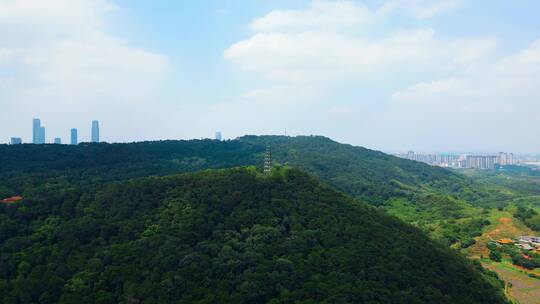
[0,137,536,248]
[512,254,540,270]
[0,136,489,247]
[7,136,540,302]
[490,250,502,262]
[487,241,540,271]
[514,206,540,231]
[0,136,477,203]
[0,167,508,303]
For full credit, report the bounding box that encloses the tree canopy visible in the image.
[0,167,508,303]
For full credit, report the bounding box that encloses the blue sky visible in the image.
[1,0,540,152]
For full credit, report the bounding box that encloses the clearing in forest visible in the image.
[467,210,539,304]
[467,211,533,258]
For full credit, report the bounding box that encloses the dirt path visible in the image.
[467,211,540,304]
[467,212,539,303]
[483,262,540,304]
[468,215,534,258]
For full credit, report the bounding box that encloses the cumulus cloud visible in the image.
[383,38,540,151]
[250,0,373,32]
[379,0,465,19]
[392,78,464,102]
[225,0,493,87]
[223,0,540,152]
[0,0,168,142]
[243,86,321,105]
[249,0,464,33]
[393,39,540,104]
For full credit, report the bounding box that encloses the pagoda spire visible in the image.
[264,146,273,175]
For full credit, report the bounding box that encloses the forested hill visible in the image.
[238,136,479,204]
[0,168,507,303]
[0,136,478,205]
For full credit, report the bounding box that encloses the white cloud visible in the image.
[393,38,540,103]
[380,0,465,19]
[225,1,494,85]
[0,0,168,142]
[223,0,540,152]
[327,106,352,116]
[244,86,321,104]
[382,38,540,151]
[249,0,463,34]
[0,49,13,62]
[392,78,463,102]
[250,0,373,32]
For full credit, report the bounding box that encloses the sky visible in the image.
[1,0,540,153]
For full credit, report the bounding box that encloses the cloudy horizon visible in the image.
[1,0,539,153]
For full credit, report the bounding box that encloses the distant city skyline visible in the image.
[396,151,533,169]
[1,1,540,151]
[10,118,100,145]
[5,118,540,157]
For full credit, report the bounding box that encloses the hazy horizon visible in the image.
[2,0,540,153]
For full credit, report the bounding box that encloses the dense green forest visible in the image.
[0,167,508,303]
[0,136,503,247]
[0,136,486,204]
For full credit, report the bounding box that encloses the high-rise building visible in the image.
[91,120,99,143]
[33,119,46,144]
[497,152,515,166]
[215,131,222,141]
[32,118,41,144]
[466,155,497,169]
[54,137,62,144]
[10,137,22,145]
[70,128,78,145]
[497,152,507,165]
[39,126,45,144]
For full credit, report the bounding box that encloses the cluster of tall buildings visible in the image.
[400,151,516,170]
[498,152,514,166]
[404,151,462,168]
[9,119,100,145]
[465,155,498,170]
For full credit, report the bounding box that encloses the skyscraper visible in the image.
[39,126,45,144]
[91,120,99,143]
[32,119,41,144]
[70,128,78,145]
[54,137,62,144]
[215,131,222,141]
[10,137,22,145]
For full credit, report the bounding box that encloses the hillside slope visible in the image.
[0,136,499,247]
[0,168,507,303]
[0,136,481,204]
[238,136,481,204]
